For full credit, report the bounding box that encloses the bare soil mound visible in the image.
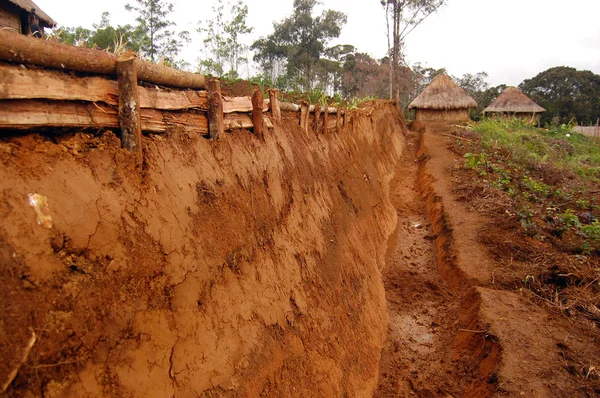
[0,102,405,396]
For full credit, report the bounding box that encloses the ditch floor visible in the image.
[375,124,600,397]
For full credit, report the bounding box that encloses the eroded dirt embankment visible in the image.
[0,101,405,396]
[393,123,600,397]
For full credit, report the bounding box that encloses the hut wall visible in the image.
[0,2,21,32]
[486,112,541,124]
[415,108,470,122]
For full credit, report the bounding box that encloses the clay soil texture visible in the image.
[0,102,405,397]
[377,121,599,397]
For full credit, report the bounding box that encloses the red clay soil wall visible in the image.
[0,101,405,396]
[415,108,470,122]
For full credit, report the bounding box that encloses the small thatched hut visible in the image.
[0,0,56,35]
[408,74,478,122]
[482,86,545,122]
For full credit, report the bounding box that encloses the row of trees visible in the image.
[51,0,600,125]
[53,0,189,67]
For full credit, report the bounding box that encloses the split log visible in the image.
[222,96,269,113]
[116,52,142,158]
[224,114,273,130]
[0,100,207,133]
[313,104,321,133]
[0,30,206,89]
[207,79,224,140]
[0,62,207,110]
[251,88,264,139]
[323,105,329,134]
[336,108,342,134]
[268,89,281,122]
[281,102,301,112]
[309,104,340,114]
[0,99,275,134]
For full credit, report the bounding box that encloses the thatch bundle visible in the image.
[408,74,477,110]
[6,0,56,27]
[483,87,545,114]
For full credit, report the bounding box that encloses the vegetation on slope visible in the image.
[448,119,600,328]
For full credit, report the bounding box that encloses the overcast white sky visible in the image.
[34,0,600,87]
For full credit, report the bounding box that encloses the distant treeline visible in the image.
[51,0,599,125]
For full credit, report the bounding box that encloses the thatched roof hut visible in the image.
[483,86,545,116]
[408,74,478,122]
[0,0,56,34]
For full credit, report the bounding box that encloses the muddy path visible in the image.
[375,129,473,397]
[376,123,600,397]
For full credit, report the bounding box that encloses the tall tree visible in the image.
[520,67,600,125]
[198,0,254,78]
[342,53,390,99]
[381,0,446,101]
[125,0,189,63]
[252,0,347,91]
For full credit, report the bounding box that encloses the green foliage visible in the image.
[198,0,253,78]
[463,152,487,169]
[50,12,142,53]
[125,0,189,62]
[473,118,600,180]
[462,118,600,252]
[520,66,600,125]
[251,0,348,92]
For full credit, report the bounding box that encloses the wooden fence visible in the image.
[0,30,350,163]
[574,119,600,142]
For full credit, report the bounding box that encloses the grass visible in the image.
[474,118,600,180]
[462,118,600,253]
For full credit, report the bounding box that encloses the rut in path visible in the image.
[375,129,466,397]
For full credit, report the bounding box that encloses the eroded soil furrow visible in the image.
[375,130,465,397]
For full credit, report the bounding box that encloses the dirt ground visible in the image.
[2,103,599,397]
[376,123,600,397]
[0,102,405,397]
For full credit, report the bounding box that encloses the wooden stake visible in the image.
[116,51,142,160]
[336,108,342,134]
[323,105,329,134]
[207,78,224,140]
[314,104,321,133]
[300,102,309,132]
[251,88,264,140]
[269,89,281,122]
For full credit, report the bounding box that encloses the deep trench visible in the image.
[374,127,499,397]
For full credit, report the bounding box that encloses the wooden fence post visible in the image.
[252,88,264,140]
[116,51,142,161]
[269,89,281,122]
[313,104,321,133]
[300,102,310,134]
[323,105,329,134]
[207,78,224,140]
[336,108,342,134]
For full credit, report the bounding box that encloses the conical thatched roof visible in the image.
[6,0,56,27]
[408,74,477,110]
[483,87,545,114]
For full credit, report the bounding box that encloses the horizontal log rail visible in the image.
[0,100,273,133]
[0,30,206,89]
[0,32,356,159]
